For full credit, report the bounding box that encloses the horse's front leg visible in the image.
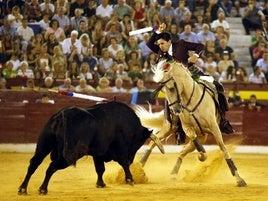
[170,141,196,177]
[139,120,174,167]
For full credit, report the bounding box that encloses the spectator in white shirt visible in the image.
[17,17,34,53]
[249,66,267,83]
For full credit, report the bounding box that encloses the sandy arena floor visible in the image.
[0,148,267,201]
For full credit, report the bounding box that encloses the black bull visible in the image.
[18,101,163,195]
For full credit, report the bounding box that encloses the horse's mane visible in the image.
[152,59,191,83]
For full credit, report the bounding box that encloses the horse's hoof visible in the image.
[237,179,247,187]
[126,179,134,186]
[198,152,207,162]
[18,188,27,195]
[38,188,48,195]
[170,174,177,180]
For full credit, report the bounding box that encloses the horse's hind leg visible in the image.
[214,129,247,187]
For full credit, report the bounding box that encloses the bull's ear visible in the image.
[150,134,165,154]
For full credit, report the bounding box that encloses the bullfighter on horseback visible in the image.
[146,23,234,144]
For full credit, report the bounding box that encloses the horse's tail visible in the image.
[133,105,164,132]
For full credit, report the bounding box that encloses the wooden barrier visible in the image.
[0,90,267,145]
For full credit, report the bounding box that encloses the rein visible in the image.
[160,75,207,135]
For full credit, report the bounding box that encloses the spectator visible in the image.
[22,78,36,91]
[75,77,96,94]
[248,29,267,62]
[7,6,23,29]
[129,79,147,93]
[204,0,223,23]
[252,41,267,67]
[113,0,133,21]
[79,33,92,56]
[203,53,217,72]
[120,13,135,34]
[214,25,229,47]
[178,11,195,33]
[69,0,86,17]
[84,0,97,27]
[83,47,99,72]
[40,0,55,19]
[169,24,180,42]
[39,76,56,91]
[52,7,71,34]
[44,19,66,42]
[219,65,236,83]
[67,61,79,79]
[235,66,249,83]
[217,50,235,74]
[91,20,105,45]
[132,0,146,29]
[78,62,93,80]
[107,37,124,60]
[47,33,60,56]
[218,0,233,17]
[39,13,50,34]
[146,2,159,27]
[96,0,114,25]
[249,66,267,83]
[128,63,143,82]
[58,77,75,92]
[17,17,35,54]
[78,20,91,40]
[112,77,127,93]
[30,33,44,56]
[197,23,216,45]
[114,49,129,71]
[105,23,122,44]
[173,0,190,27]
[256,49,268,81]
[54,0,70,16]
[51,45,67,79]
[105,61,118,82]
[206,64,220,81]
[0,77,7,89]
[245,94,264,111]
[180,24,199,43]
[36,43,52,71]
[35,93,55,104]
[17,61,34,79]
[116,63,131,83]
[61,30,82,66]
[124,36,141,61]
[159,0,175,23]
[98,48,113,76]
[96,76,113,92]
[139,33,154,61]
[24,0,42,22]
[242,0,265,35]
[215,38,236,65]
[194,14,206,34]
[2,60,17,79]
[211,12,230,38]
[0,17,17,40]
[70,8,88,31]
[0,33,15,64]
[127,50,143,71]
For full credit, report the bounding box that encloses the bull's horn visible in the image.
[150,134,165,154]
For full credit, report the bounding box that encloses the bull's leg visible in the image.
[18,151,50,195]
[18,136,55,195]
[38,157,69,194]
[93,156,106,188]
[119,162,134,186]
[213,126,247,187]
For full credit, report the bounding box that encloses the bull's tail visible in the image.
[134,105,164,133]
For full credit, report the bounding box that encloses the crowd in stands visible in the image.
[0,0,268,95]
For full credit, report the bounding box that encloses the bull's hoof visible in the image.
[126,178,134,186]
[96,182,106,188]
[38,188,48,195]
[18,187,27,195]
[237,179,247,187]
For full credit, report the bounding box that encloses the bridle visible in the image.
[153,74,207,134]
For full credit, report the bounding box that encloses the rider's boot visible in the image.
[175,119,186,144]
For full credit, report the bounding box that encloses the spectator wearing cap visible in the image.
[217,50,235,74]
[197,23,216,45]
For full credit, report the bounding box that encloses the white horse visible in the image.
[135,59,247,187]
